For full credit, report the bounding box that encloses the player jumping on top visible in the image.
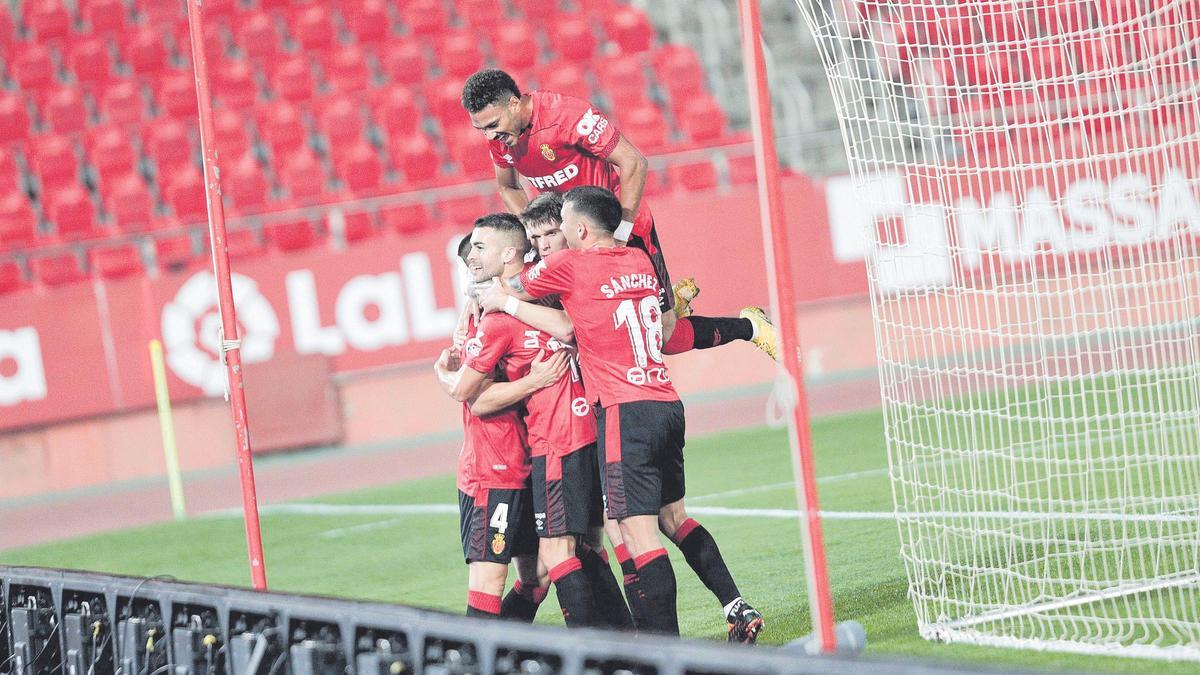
[460,69,780,360]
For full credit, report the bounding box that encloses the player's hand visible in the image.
[436,347,461,373]
[478,277,510,315]
[527,350,568,389]
[453,301,476,349]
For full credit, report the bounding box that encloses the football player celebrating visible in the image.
[449,213,633,629]
[479,187,764,642]
[460,69,780,361]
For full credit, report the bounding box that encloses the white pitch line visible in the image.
[248,502,1200,527]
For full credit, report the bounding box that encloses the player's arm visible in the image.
[434,348,465,397]
[508,302,573,344]
[469,351,569,416]
[605,135,649,244]
[448,361,491,403]
[496,165,530,215]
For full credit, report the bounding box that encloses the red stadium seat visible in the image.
[27,0,70,44]
[726,153,757,185]
[655,45,707,104]
[667,160,718,192]
[381,40,427,87]
[218,227,266,260]
[549,17,597,62]
[439,31,484,80]
[88,125,138,189]
[334,142,384,192]
[597,54,649,109]
[291,4,335,52]
[0,261,27,295]
[402,0,449,39]
[678,97,728,144]
[0,149,19,193]
[100,79,148,126]
[32,134,79,191]
[265,219,320,253]
[326,45,372,95]
[340,206,378,243]
[224,154,270,212]
[0,92,30,146]
[155,233,199,273]
[67,37,113,91]
[32,253,87,287]
[214,59,258,110]
[49,185,98,240]
[235,11,279,64]
[280,150,327,202]
[43,87,88,136]
[393,134,441,183]
[125,26,170,81]
[537,64,591,101]
[493,21,538,72]
[438,194,485,225]
[213,109,251,160]
[106,176,156,232]
[12,43,56,97]
[512,0,567,23]
[158,73,198,119]
[381,202,432,235]
[0,193,38,250]
[619,104,670,152]
[146,120,194,175]
[89,245,144,280]
[84,0,128,36]
[166,170,207,223]
[448,128,494,178]
[272,56,316,104]
[370,85,421,137]
[0,6,14,53]
[345,0,391,46]
[261,102,308,158]
[425,77,467,129]
[319,96,365,147]
[607,6,655,54]
[459,0,501,33]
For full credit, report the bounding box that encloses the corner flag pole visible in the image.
[183,0,268,590]
[737,0,836,651]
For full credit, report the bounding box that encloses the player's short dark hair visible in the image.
[461,69,521,113]
[563,186,622,234]
[456,233,473,263]
[521,192,564,229]
[473,212,530,255]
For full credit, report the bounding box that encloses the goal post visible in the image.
[794,0,1200,660]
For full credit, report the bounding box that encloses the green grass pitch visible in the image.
[2,409,1193,673]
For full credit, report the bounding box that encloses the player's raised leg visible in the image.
[501,553,547,622]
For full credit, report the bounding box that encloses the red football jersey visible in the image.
[521,247,679,407]
[463,313,597,458]
[457,320,530,493]
[488,90,654,243]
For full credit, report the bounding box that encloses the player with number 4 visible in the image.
[479,187,764,641]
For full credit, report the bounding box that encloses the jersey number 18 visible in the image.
[613,297,664,369]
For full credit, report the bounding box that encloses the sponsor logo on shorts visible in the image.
[491,532,506,555]
[539,143,556,162]
[535,512,546,530]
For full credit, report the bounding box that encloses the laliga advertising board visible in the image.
[0,224,472,430]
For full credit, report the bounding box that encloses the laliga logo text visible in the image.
[161,272,281,396]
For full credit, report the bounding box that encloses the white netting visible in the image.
[794,0,1200,660]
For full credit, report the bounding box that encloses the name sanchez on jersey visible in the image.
[601,273,659,298]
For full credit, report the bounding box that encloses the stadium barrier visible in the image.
[0,565,948,675]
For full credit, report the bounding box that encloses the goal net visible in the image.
[794,0,1200,660]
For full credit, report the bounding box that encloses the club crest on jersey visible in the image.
[539,143,556,162]
[491,532,506,555]
[464,335,483,357]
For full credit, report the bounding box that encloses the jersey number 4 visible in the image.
[614,297,664,368]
